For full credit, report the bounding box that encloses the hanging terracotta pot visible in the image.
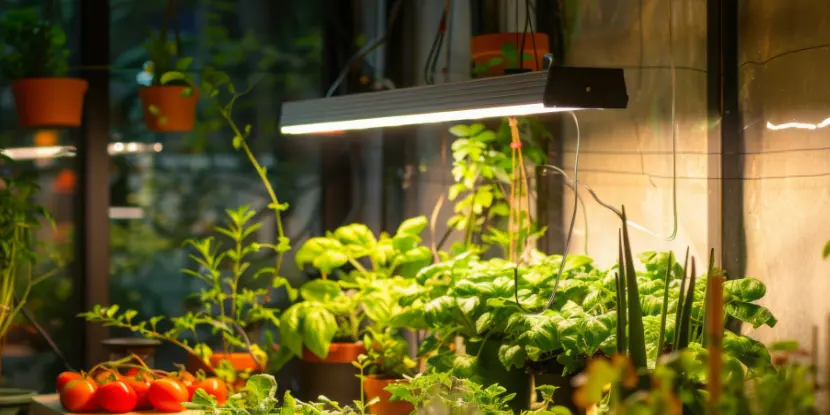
[471,33,550,78]
[363,375,413,415]
[139,85,199,132]
[11,78,88,128]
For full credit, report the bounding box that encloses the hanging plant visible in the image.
[0,5,87,128]
[136,0,198,133]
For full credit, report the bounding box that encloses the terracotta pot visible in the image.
[363,375,413,415]
[11,78,88,128]
[301,342,366,364]
[139,86,199,132]
[471,33,550,78]
[209,352,261,371]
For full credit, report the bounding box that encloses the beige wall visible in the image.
[738,0,830,370]
[553,0,713,267]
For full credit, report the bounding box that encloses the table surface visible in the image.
[31,394,196,415]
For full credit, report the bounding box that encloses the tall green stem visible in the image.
[220,105,287,277]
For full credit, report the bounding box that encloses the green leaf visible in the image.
[295,237,348,274]
[334,224,377,250]
[723,278,767,302]
[279,305,304,356]
[160,71,187,85]
[396,216,428,237]
[232,135,243,149]
[498,344,526,371]
[824,241,830,259]
[300,279,341,302]
[449,124,470,137]
[303,308,338,359]
[476,312,493,334]
[457,297,480,317]
[501,42,519,63]
[147,104,161,115]
[245,374,277,402]
[472,130,496,142]
[725,301,778,328]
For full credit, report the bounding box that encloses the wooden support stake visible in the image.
[706,272,724,415]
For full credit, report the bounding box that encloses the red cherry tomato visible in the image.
[92,369,123,384]
[196,377,228,405]
[59,379,99,413]
[148,378,189,412]
[56,372,84,392]
[99,381,138,413]
[125,374,152,410]
[176,371,198,401]
[124,368,140,377]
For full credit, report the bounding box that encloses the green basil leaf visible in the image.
[725,301,778,328]
[498,344,527,371]
[302,308,338,359]
[723,278,767,302]
[396,216,428,237]
[299,279,341,302]
[279,305,304,356]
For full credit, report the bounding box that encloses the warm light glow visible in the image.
[766,117,830,131]
[280,103,579,135]
[2,146,69,160]
[1,142,163,160]
[109,207,144,220]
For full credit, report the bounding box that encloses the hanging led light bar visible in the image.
[280,66,628,135]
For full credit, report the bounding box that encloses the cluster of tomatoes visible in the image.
[57,367,228,413]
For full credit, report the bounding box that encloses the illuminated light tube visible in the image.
[766,117,830,131]
[280,66,629,135]
[109,207,144,220]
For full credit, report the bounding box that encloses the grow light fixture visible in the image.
[280,66,628,135]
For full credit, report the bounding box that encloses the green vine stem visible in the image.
[218,88,288,279]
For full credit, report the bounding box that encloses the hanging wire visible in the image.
[424,0,451,84]
[326,0,405,97]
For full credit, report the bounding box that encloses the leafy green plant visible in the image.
[81,206,293,383]
[185,373,365,415]
[385,371,572,414]
[472,42,534,76]
[0,158,61,372]
[445,120,549,256]
[0,7,69,80]
[272,218,430,369]
[573,344,816,414]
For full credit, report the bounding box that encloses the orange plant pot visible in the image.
[139,86,199,132]
[301,342,367,364]
[11,78,88,128]
[471,33,550,78]
[363,375,413,415]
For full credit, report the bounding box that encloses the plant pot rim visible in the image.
[102,337,162,347]
[12,77,87,82]
[365,374,406,382]
[301,342,367,364]
[140,85,197,90]
[472,32,550,39]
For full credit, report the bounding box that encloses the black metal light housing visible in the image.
[279,65,628,135]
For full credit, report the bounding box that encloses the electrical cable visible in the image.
[424,0,451,84]
[325,0,405,97]
[528,111,581,314]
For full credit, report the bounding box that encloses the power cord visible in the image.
[325,0,405,97]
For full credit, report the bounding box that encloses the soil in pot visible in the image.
[298,342,366,407]
[101,338,161,368]
[471,33,549,78]
[139,86,199,132]
[363,375,413,415]
[0,388,36,415]
[11,78,88,128]
[465,339,531,413]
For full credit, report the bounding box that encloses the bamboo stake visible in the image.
[813,325,819,390]
[706,271,724,415]
[825,314,830,415]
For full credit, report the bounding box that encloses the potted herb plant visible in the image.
[0,156,60,413]
[471,32,549,78]
[82,205,294,388]
[0,8,87,128]
[136,2,198,133]
[272,217,431,406]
